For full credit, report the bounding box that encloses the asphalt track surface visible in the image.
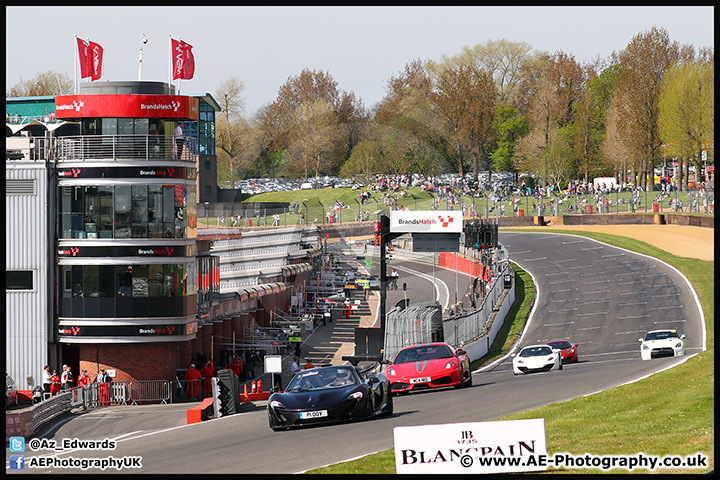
[10,232,705,475]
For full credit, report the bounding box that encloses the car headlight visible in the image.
[516,359,524,364]
[445,360,458,369]
[270,400,285,409]
[568,349,575,354]
[642,344,649,350]
[387,368,396,376]
[547,356,555,362]
[348,391,363,400]
[675,342,683,348]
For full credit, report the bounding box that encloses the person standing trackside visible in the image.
[95,368,112,383]
[42,365,52,397]
[49,370,61,396]
[61,366,74,391]
[291,356,301,377]
[175,122,184,159]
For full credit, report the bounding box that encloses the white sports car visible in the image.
[639,330,686,360]
[512,345,563,375]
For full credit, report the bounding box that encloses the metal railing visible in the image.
[441,264,510,347]
[128,380,172,404]
[54,134,197,162]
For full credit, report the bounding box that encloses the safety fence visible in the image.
[383,262,511,363]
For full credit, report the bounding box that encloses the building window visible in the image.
[6,270,34,290]
[58,184,195,240]
[205,185,211,196]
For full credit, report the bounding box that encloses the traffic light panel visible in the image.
[463,223,497,249]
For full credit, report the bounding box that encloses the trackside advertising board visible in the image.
[394,419,547,474]
[390,211,463,234]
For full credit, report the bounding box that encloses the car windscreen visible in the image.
[547,341,571,349]
[520,346,552,357]
[286,367,359,391]
[645,331,679,341]
[394,345,454,364]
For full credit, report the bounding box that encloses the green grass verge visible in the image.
[305,230,714,474]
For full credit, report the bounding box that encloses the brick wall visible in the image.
[79,343,177,382]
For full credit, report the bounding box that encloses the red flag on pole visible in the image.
[77,37,104,81]
[171,38,195,80]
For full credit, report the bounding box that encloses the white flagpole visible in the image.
[168,34,172,88]
[74,34,78,94]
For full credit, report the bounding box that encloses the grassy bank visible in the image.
[203,187,711,228]
[306,231,714,474]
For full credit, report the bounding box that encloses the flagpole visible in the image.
[74,34,78,94]
[168,35,172,88]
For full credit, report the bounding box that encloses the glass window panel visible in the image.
[98,265,114,297]
[148,264,163,297]
[62,267,72,298]
[163,264,177,297]
[101,118,117,136]
[115,185,132,238]
[84,265,99,297]
[6,271,33,290]
[131,184,148,238]
[116,266,133,297]
[134,118,149,135]
[72,266,84,297]
[132,264,149,298]
[99,186,114,238]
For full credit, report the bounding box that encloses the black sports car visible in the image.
[267,364,393,431]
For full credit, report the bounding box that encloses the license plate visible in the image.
[299,410,328,419]
[410,377,431,384]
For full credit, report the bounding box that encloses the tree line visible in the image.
[8,27,714,192]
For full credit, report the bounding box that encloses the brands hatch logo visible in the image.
[58,247,79,256]
[139,326,176,335]
[56,100,84,112]
[137,247,174,256]
[59,326,80,336]
[140,168,175,177]
[140,100,181,112]
[59,168,82,177]
[437,215,454,228]
[398,215,455,228]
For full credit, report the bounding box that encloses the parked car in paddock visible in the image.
[512,345,563,375]
[383,342,472,394]
[267,364,392,431]
[6,373,18,408]
[356,275,380,290]
[546,340,579,363]
[639,329,686,360]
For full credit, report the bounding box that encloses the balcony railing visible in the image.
[54,135,197,162]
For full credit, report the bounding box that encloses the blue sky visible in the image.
[5,6,714,115]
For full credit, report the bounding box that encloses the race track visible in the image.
[17,232,705,474]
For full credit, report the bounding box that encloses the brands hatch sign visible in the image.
[394,419,547,474]
[390,211,462,234]
[55,94,199,120]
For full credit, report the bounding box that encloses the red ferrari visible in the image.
[546,340,579,364]
[383,343,472,394]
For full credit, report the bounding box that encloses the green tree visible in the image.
[659,61,714,188]
[341,141,382,181]
[491,105,529,173]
